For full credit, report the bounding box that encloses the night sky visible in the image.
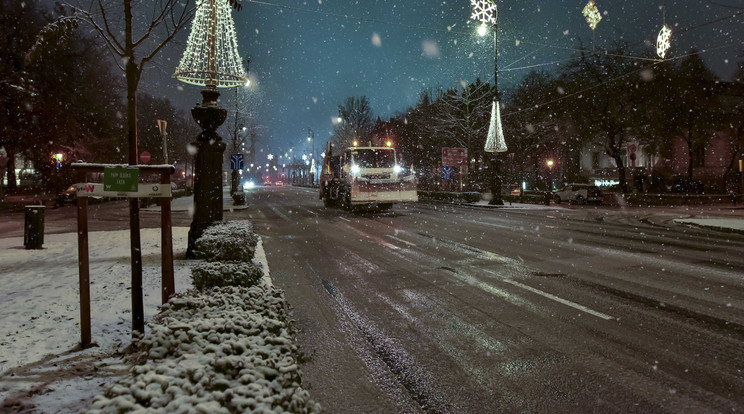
[144,0,743,158]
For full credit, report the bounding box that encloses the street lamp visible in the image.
[174,0,247,257]
[308,128,315,184]
[471,0,507,205]
[546,159,555,191]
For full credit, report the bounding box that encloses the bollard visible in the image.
[24,205,46,249]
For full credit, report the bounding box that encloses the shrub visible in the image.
[87,287,320,413]
[194,220,259,262]
[191,261,263,290]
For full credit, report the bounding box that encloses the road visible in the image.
[1,187,741,412]
[247,186,744,413]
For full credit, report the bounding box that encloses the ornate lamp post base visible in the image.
[488,153,503,205]
[187,86,227,258]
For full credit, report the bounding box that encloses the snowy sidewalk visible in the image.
[0,228,194,413]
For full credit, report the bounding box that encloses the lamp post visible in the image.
[546,159,554,191]
[472,0,507,205]
[174,0,247,257]
[308,128,315,184]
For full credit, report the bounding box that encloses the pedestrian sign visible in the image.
[442,166,453,180]
[230,153,245,170]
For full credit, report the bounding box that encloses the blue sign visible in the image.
[230,153,245,170]
[442,166,453,180]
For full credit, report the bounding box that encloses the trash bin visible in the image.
[24,205,45,249]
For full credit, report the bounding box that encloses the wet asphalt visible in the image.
[247,186,744,413]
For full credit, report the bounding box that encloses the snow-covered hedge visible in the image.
[191,261,263,291]
[193,221,259,263]
[87,286,320,413]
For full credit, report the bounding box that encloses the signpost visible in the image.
[72,163,175,347]
[140,151,151,164]
[442,148,468,192]
[230,153,245,170]
[442,147,467,166]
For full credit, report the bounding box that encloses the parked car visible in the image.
[56,185,78,206]
[274,181,284,187]
[553,183,602,205]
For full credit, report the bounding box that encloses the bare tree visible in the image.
[224,81,264,193]
[67,0,194,334]
[332,96,374,148]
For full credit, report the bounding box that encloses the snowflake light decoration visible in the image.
[656,25,672,59]
[470,0,497,26]
[174,0,247,88]
[582,0,602,31]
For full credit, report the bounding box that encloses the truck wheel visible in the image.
[379,203,393,211]
[343,190,352,210]
[554,195,561,204]
[576,195,585,205]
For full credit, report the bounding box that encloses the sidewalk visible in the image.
[453,199,744,234]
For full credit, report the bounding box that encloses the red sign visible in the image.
[442,148,467,166]
[140,151,151,163]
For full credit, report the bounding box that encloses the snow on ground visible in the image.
[0,228,194,413]
[673,217,744,232]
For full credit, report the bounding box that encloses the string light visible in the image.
[174,0,247,88]
[582,0,602,31]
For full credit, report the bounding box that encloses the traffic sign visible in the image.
[442,148,467,166]
[140,151,151,163]
[442,166,454,180]
[103,167,139,192]
[230,153,245,170]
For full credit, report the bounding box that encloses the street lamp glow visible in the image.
[546,159,554,168]
[477,23,488,37]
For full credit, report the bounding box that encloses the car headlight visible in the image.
[393,165,402,174]
[242,181,255,190]
[351,165,360,174]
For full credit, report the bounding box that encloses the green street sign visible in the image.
[104,167,139,192]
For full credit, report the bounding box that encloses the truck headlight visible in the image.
[393,165,402,174]
[351,165,360,174]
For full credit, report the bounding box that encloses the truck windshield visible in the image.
[351,149,395,168]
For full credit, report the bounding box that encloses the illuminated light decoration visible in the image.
[656,24,672,59]
[173,0,247,87]
[52,153,64,162]
[470,0,497,26]
[477,23,488,37]
[484,101,507,153]
[267,154,274,160]
[385,140,393,147]
[582,0,602,31]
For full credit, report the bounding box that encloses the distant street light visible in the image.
[546,159,555,191]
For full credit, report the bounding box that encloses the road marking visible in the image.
[386,235,417,248]
[504,279,614,320]
[269,206,291,221]
[344,224,399,250]
[339,217,351,222]
[304,208,318,216]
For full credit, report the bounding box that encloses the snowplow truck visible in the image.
[319,142,418,209]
